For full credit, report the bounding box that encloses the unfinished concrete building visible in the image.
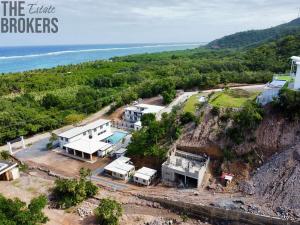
[162,151,209,188]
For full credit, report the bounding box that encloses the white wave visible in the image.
[0,43,202,60]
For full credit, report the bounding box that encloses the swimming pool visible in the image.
[106,131,127,144]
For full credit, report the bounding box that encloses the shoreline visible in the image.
[0,43,203,74]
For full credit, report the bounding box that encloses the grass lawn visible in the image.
[274,75,294,82]
[209,89,259,108]
[183,94,201,114]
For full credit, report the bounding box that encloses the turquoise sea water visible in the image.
[0,43,203,74]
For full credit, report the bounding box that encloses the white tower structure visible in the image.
[291,56,300,90]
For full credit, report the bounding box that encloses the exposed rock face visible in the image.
[176,108,225,158]
[235,114,300,156]
[178,107,300,159]
[252,141,300,217]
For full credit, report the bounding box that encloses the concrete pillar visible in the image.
[7,142,12,155]
[90,154,92,161]
[82,152,84,159]
[21,136,26,149]
[65,148,68,154]
[74,150,76,156]
[184,176,187,185]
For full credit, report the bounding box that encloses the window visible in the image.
[65,138,69,142]
[94,128,97,132]
[60,137,63,141]
[83,132,86,136]
[98,130,105,136]
[106,123,109,127]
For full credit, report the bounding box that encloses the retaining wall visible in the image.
[140,196,299,225]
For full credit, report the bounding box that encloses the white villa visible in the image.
[257,56,300,105]
[58,119,114,161]
[104,156,135,181]
[291,56,300,90]
[133,167,157,186]
[123,103,165,130]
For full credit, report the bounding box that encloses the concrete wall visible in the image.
[197,157,210,188]
[295,64,300,90]
[134,176,150,186]
[140,196,298,225]
[161,164,176,182]
[257,88,281,106]
[0,167,20,181]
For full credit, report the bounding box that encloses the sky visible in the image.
[0,0,299,46]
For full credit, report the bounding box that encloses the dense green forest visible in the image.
[0,31,299,145]
[208,18,300,49]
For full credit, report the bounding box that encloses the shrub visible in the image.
[162,89,176,104]
[53,168,98,208]
[180,112,196,124]
[223,148,236,161]
[94,198,123,225]
[19,163,29,172]
[274,88,300,119]
[64,113,85,125]
[0,151,10,160]
[0,194,48,225]
[141,113,156,127]
[227,101,263,144]
[41,94,62,109]
[211,106,220,116]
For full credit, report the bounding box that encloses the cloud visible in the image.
[1,0,299,46]
[131,6,193,19]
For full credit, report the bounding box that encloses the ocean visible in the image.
[0,43,202,74]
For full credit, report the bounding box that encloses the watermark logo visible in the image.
[0,1,58,33]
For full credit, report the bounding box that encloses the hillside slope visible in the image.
[177,103,300,219]
[252,142,300,219]
[207,17,300,49]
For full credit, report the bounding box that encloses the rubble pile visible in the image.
[77,202,96,218]
[252,143,300,220]
[145,218,178,225]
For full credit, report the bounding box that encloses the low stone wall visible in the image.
[140,196,298,225]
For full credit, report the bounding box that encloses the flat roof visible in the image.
[59,119,111,139]
[137,104,165,114]
[291,56,300,62]
[0,161,18,175]
[114,148,127,154]
[268,80,287,88]
[104,156,134,175]
[64,139,112,154]
[125,104,164,114]
[134,167,157,180]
